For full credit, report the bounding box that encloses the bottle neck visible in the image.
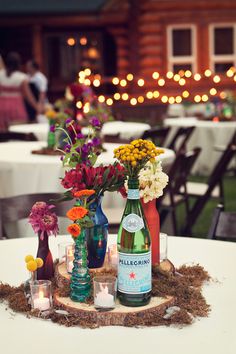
[127,178,140,200]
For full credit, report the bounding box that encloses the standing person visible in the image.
[0,52,38,131]
[25,59,48,122]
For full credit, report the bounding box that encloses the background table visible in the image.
[9,121,151,142]
[164,117,236,175]
[0,235,235,354]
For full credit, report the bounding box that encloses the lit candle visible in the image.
[95,286,115,308]
[33,290,50,311]
[66,246,74,274]
[67,260,74,273]
[108,244,118,267]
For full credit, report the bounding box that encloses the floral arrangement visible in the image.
[114,139,164,178]
[138,161,168,203]
[25,255,44,272]
[66,189,95,238]
[61,162,125,198]
[57,116,102,167]
[29,202,59,239]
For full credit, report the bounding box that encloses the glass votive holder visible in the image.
[30,280,53,311]
[94,276,117,311]
[108,244,118,268]
[160,232,168,261]
[66,244,75,274]
[58,241,73,264]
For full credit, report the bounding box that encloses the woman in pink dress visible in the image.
[0,52,38,131]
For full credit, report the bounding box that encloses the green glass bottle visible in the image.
[117,178,152,307]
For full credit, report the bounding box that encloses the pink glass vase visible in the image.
[141,198,160,265]
[36,231,54,280]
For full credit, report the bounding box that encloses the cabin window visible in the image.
[167,25,197,73]
[210,24,236,72]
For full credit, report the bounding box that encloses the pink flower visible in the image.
[29,202,59,239]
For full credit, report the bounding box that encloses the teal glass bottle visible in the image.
[70,229,91,302]
[117,178,152,307]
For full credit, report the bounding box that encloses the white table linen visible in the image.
[164,117,236,175]
[9,121,151,142]
[0,235,235,354]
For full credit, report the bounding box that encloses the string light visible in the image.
[168,96,175,104]
[67,37,76,46]
[204,69,212,77]
[173,74,180,82]
[213,75,221,83]
[146,91,153,99]
[194,95,201,103]
[130,98,137,105]
[138,96,145,103]
[112,77,119,85]
[113,93,121,100]
[84,78,91,86]
[127,73,134,81]
[153,90,160,98]
[93,79,100,87]
[158,78,165,86]
[194,73,201,81]
[226,69,234,77]
[161,96,168,103]
[152,72,159,79]
[166,71,174,79]
[175,96,182,103]
[83,102,90,113]
[182,90,190,98]
[76,101,83,109]
[84,68,91,76]
[106,98,113,106]
[202,94,209,102]
[184,70,192,78]
[98,95,105,103]
[79,37,87,45]
[209,88,217,95]
[137,79,145,87]
[120,79,127,87]
[179,78,186,86]
[122,93,129,101]
[219,91,226,99]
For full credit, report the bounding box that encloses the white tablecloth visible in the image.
[0,141,174,198]
[0,235,235,354]
[9,121,151,142]
[164,118,236,175]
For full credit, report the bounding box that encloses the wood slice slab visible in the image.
[54,292,174,327]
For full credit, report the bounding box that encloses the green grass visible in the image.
[176,175,236,238]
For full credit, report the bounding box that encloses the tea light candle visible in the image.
[108,244,118,267]
[33,291,50,311]
[68,260,74,273]
[95,286,114,308]
[66,245,74,274]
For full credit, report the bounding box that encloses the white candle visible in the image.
[67,260,74,273]
[95,286,115,308]
[33,291,50,311]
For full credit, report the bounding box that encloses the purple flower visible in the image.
[29,202,59,239]
[76,133,85,139]
[64,144,71,152]
[89,117,101,127]
[82,144,89,154]
[65,118,72,124]
[50,125,55,133]
[60,156,64,161]
[92,137,101,146]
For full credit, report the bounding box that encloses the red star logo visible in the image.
[129,272,136,279]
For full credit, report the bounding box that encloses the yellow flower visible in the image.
[25,255,34,263]
[35,258,44,268]
[26,260,38,272]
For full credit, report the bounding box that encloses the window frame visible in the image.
[167,24,197,73]
[209,23,236,71]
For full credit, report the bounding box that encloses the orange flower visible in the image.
[67,223,81,237]
[74,189,95,198]
[66,206,88,221]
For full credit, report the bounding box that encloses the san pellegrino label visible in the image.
[118,251,152,294]
[127,188,139,200]
[122,213,144,233]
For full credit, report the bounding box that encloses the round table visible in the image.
[9,121,151,142]
[164,117,236,175]
[0,235,235,354]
